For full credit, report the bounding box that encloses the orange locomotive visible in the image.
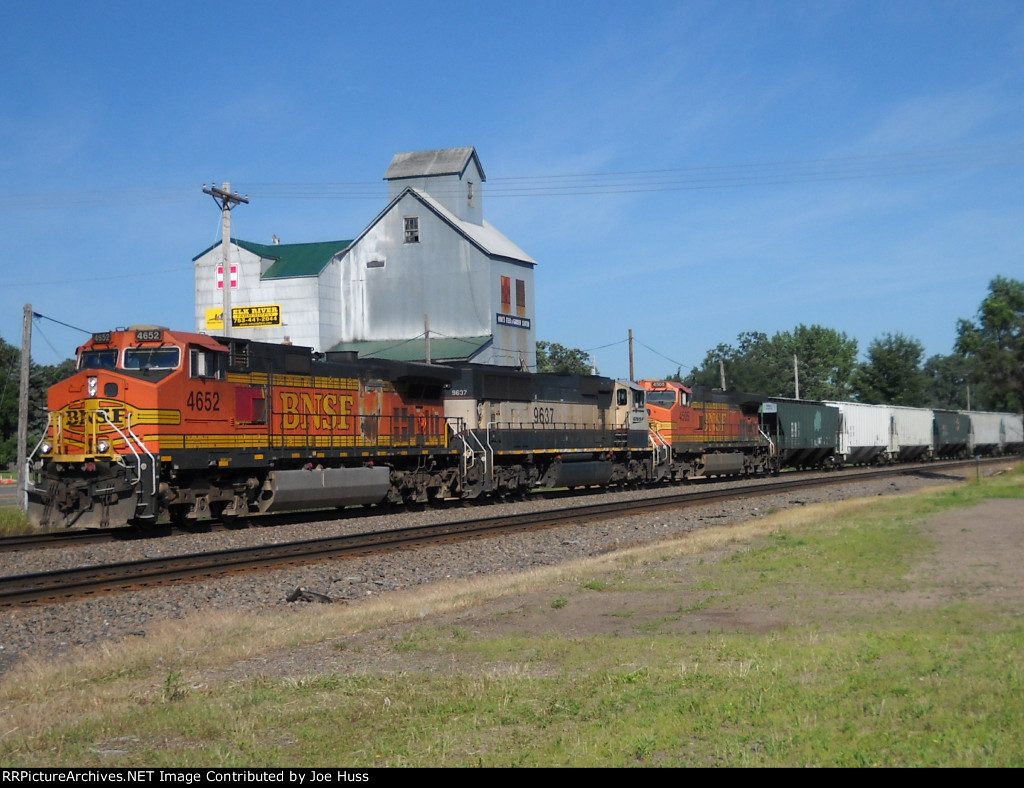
[27,326,461,528]
[638,379,777,480]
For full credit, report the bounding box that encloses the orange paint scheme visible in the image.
[42,328,450,463]
[638,380,762,449]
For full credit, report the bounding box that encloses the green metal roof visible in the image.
[191,239,353,279]
[328,335,491,363]
[238,239,353,278]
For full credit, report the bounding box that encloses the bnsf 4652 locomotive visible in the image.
[27,327,463,528]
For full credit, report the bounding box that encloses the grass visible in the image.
[0,505,35,535]
[1,465,1023,766]
[0,472,37,536]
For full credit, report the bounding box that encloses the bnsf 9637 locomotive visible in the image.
[26,327,657,528]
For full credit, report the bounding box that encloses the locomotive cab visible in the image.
[28,326,205,528]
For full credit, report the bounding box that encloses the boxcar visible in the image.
[963,410,1024,456]
[933,410,971,459]
[1001,413,1024,454]
[824,401,896,466]
[760,398,839,469]
[890,405,935,462]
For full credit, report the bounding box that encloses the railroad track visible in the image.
[0,458,991,554]
[0,462,986,607]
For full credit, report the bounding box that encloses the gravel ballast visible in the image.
[0,471,966,675]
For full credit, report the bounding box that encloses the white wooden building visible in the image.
[193,147,538,369]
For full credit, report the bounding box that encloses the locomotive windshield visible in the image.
[645,390,678,408]
[79,349,119,370]
[123,347,181,370]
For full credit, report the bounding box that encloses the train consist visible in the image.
[25,327,1024,528]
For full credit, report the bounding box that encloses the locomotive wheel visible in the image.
[168,504,190,527]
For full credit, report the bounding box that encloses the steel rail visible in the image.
[0,457,992,554]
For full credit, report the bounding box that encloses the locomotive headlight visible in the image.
[88,376,98,397]
[96,439,110,453]
[40,441,52,455]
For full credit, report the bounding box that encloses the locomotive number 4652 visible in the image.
[187,391,221,412]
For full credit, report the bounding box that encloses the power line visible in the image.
[2,140,1021,208]
[32,312,93,335]
[4,266,194,288]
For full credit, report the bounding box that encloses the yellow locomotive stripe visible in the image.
[227,372,361,390]
[157,433,451,452]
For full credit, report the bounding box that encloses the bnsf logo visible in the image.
[279,391,354,431]
[62,406,127,427]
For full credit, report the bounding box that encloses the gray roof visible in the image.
[384,147,485,182]
[413,190,535,265]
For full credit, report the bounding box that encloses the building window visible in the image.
[467,181,475,207]
[404,216,419,244]
[516,279,526,317]
[500,276,511,313]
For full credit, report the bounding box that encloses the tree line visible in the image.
[0,339,75,468]
[539,276,1024,413]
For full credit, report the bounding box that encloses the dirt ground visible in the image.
[436,499,1024,637]
[226,496,1024,680]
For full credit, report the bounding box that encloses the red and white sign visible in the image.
[216,264,238,290]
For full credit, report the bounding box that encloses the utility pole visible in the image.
[203,182,249,337]
[719,360,726,390]
[17,304,31,511]
[424,314,431,364]
[628,329,634,381]
[794,354,800,399]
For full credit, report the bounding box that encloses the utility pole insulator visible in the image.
[203,183,249,338]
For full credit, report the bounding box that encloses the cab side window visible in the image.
[191,348,227,380]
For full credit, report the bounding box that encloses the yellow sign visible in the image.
[205,307,225,330]
[232,305,282,327]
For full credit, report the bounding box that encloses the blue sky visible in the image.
[3,1,1023,380]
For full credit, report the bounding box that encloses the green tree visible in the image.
[956,276,1024,411]
[852,333,926,406]
[922,353,974,410]
[688,331,786,393]
[0,337,20,468]
[782,324,858,401]
[536,341,592,375]
[688,325,858,400]
[0,334,77,468]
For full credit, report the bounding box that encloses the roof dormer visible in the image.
[384,147,485,225]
